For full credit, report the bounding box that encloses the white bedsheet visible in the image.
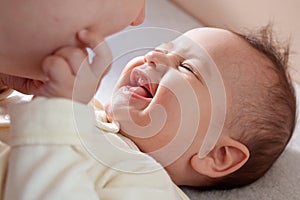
[98,0,300,199]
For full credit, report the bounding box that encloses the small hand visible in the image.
[37,30,112,104]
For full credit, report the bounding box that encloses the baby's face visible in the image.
[106,28,265,181]
[0,0,145,80]
[105,28,236,165]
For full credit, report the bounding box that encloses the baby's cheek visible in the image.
[104,102,113,122]
[154,87,181,125]
[156,87,181,110]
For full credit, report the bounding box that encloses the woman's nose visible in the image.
[131,2,146,26]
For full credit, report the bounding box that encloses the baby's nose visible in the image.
[144,50,171,68]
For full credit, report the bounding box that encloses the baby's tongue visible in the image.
[129,86,149,98]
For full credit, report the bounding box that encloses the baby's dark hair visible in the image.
[210,25,297,189]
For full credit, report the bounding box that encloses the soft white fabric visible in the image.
[0,97,188,200]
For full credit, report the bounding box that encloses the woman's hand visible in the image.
[0,73,43,95]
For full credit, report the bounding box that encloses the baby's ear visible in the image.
[190,138,250,178]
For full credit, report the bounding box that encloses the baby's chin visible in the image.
[103,102,114,123]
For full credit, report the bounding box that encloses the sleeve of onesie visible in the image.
[4,97,100,200]
[3,97,188,200]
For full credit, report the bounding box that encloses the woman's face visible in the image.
[0,0,145,80]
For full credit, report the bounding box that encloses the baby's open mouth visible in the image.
[137,85,153,98]
[126,85,153,98]
[129,69,158,99]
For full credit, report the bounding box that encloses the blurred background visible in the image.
[171,0,300,83]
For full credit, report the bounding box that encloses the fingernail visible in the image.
[78,29,88,38]
[44,76,50,82]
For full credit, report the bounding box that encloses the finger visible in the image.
[77,30,104,49]
[91,41,112,78]
[77,29,112,69]
[0,73,43,95]
[42,55,74,86]
[21,79,44,95]
[54,46,88,75]
[38,56,74,99]
[72,59,99,103]
[77,30,112,85]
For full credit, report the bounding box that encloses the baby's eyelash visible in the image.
[179,64,194,74]
[179,64,204,84]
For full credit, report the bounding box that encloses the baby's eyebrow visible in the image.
[155,41,206,85]
[155,41,175,52]
[153,48,168,54]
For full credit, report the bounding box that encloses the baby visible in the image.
[102,26,296,189]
